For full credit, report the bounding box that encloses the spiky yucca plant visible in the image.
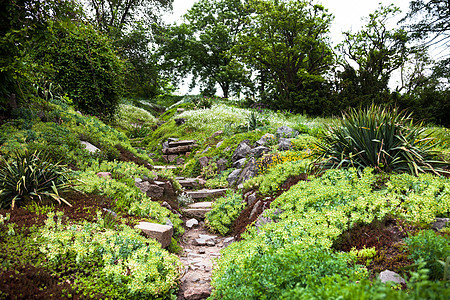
[316,105,448,175]
[0,151,71,209]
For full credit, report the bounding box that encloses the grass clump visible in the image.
[317,105,448,175]
[0,151,71,209]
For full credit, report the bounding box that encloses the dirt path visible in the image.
[176,219,234,300]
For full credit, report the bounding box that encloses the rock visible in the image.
[161,201,172,210]
[184,286,211,300]
[237,158,256,185]
[216,158,228,173]
[102,208,117,218]
[162,141,169,150]
[276,126,298,138]
[163,154,178,163]
[166,218,173,227]
[178,178,199,189]
[278,138,292,151]
[202,146,211,154]
[168,137,179,143]
[247,192,257,206]
[232,158,247,169]
[227,168,242,186]
[379,270,406,285]
[183,202,213,219]
[177,108,185,114]
[211,130,223,138]
[134,177,143,183]
[145,184,165,199]
[81,141,100,153]
[186,218,199,228]
[223,237,234,247]
[96,172,112,179]
[177,157,185,165]
[231,141,252,162]
[174,118,186,125]
[216,141,223,148]
[250,200,263,220]
[255,133,276,146]
[136,222,173,248]
[432,218,449,230]
[250,146,271,158]
[237,183,244,189]
[135,181,151,193]
[162,144,197,155]
[198,156,210,168]
[185,189,227,199]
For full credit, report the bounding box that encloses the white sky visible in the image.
[163,0,413,95]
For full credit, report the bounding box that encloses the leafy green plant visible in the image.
[317,105,447,175]
[405,230,450,280]
[206,191,245,235]
[0,151,71,209]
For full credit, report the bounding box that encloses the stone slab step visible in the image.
[153,165,177,170]
[178,178,199,188]
[182,202,212,219]
[135,222,173,248]
[162,144,197,155]
[168,140,196,148]
[185,189,227,199]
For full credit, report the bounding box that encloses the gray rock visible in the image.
[237,183,244,189]
[432,218,449,230]
[251,146,271,158]
[134,177,143,183]
[162,141,169,149]
[177,157,185,165]
[186,218,199,228]
[250,200,263,220]
[167,137,179,143]
[136,222,173,248]
[102,208,117,218]
[135,181,151,193]
[198,156,210,168]
[233,158,247,168]
[165,218,173,227]
[81,141,100,153]
[276,126,298,138]
[216,158,228,173]
[247,192,257,206]
[211,130,223,138]
[185,189,227,199]
[216,141,223,148]
[202,146,211,154]
[255,133,276,146]
[183,202,213,219]
[223,237,234,247]
[237,158,256,185]
[231,141,252,162]
[227,169,242,186]
[278,138,292,151]
[176,108,184,114]
[379,270,406,285]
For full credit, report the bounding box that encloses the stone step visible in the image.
[135,222,173,248]
[178,178,200,188]
[162,144,197,155]
[153,165,177,170]
[168,140,196,148]
[182,202,213,219]
[185,189,227,200]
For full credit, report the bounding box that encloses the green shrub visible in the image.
[317,105,447,175]
[206,191,245,235]
[0,151,71,209]
[39,22,126,120]
[38,211,182,299]
[405,230,450,280]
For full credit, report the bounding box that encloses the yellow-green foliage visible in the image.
[211,168,450,298]
[206,191,245,235]
[38,211,182,299]
[256,150,312,174]
[244,159,310,196]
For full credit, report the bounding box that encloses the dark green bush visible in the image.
[405,230,450,281]
[317,105,447,175]
[39,22,126,120]
[0,151,71,209]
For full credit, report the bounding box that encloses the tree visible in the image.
[157,0,252,98]
[232,0,334,114]
[337,4,412,107]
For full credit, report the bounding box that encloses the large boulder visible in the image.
[232,158,247,169]
[255,133,276,146]
[237,158,256,185]
[231,141,251,163]
[278,138,292,151]
[216,158,228,173]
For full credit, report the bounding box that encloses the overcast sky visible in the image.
[163,0,413,94]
